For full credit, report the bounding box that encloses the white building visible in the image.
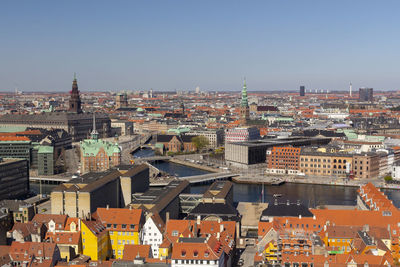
[392,165,400,180]
[140,214,164,258]
[185,129,224,148]
[225,127,260,143]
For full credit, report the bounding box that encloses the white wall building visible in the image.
[140,214,164,258]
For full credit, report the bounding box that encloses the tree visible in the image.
[191,136,209,152]
[384,175,393,183]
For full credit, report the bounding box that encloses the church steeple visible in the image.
[91,113,99,140]
[68,73,82,113]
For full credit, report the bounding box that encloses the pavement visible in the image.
[240,245,256,267]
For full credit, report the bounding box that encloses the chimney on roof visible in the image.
[197,215,201,225]
[106,205,109,210]
[166,212,170,223]
[129,205,132,210]
[220,224,224,233]
[286,200,290,206]
[299,215,302,219]
[364,224,369,232]
[217,232,220,239]
[313,215,316,220]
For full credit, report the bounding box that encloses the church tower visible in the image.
[240,79,250,125]
[69,73,82,113]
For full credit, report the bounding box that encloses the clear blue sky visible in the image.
[1,0,400,92]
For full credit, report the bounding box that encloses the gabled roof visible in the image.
[32,214,68,230]
[122,244,151,260]
[93,208,142,232]
[46,231,81,245]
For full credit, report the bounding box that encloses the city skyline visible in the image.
[1,0,400,91]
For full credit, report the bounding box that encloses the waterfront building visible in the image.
[260,200,314,222]
[352,153,379,179]
[300,151,353,178]
[51,164,149,218]
[202,181,233,206]
[0,77,111,142]
[155,135,196,154]
[185,129,224,149]
[111,119,134,136]
[359,87,374,102]
[225,137,331,168]
[130,180,190,222]
[239,79,250,125]
[266,146,301,175]
[93,207,143,259]
[0,158,29,200]
[80,114,121,174]
[225,127,260,144]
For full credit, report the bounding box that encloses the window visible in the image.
[172,230,178,236]
[130,224,135,229]
[107,224,111,228]
[122,224,127,229]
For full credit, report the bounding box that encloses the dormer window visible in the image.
[194,250,198,257]
[172,230,178,236]
[122,224,127,229]
[204,251,209,257]
[107,224,111,228]
[181,250,186,257]
[130,224,135,229]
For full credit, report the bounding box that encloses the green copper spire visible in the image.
[73,72,77,81]
[241,78,248,107]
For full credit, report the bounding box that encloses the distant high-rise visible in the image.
[195,86,200,94]
[239,79,250,125]
[300,86,305,96]
[68,73,82,113]
[349,82,352,97]
[359,87,373,102]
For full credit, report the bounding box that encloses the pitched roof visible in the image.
[32,214,68,230]
[122,244,151,260]
[45,231,81,245]
[93,208,142,232]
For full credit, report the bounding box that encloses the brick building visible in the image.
[80,115,121,174]
[266,146,301,174]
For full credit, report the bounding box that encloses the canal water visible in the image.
[30,148,400,208]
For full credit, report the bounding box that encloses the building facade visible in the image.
[0,159,29,200]
[359,87,373,102]
[266,146,301,174]
[225,127,260,143]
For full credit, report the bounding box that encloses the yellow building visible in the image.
[93,207,143,259]
[81,220,109,261]
[263,241,278,263]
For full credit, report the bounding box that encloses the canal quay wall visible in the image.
[233,174,400,190]
[169,158,221,173]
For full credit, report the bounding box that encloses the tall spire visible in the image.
[91,113,99,140]
[69,74,82,113]
[241,78,249,107]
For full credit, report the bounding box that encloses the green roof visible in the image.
[38,145,53,154]
[155,143,164,149]
[80,139,120,156]
[0,125,27,133]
